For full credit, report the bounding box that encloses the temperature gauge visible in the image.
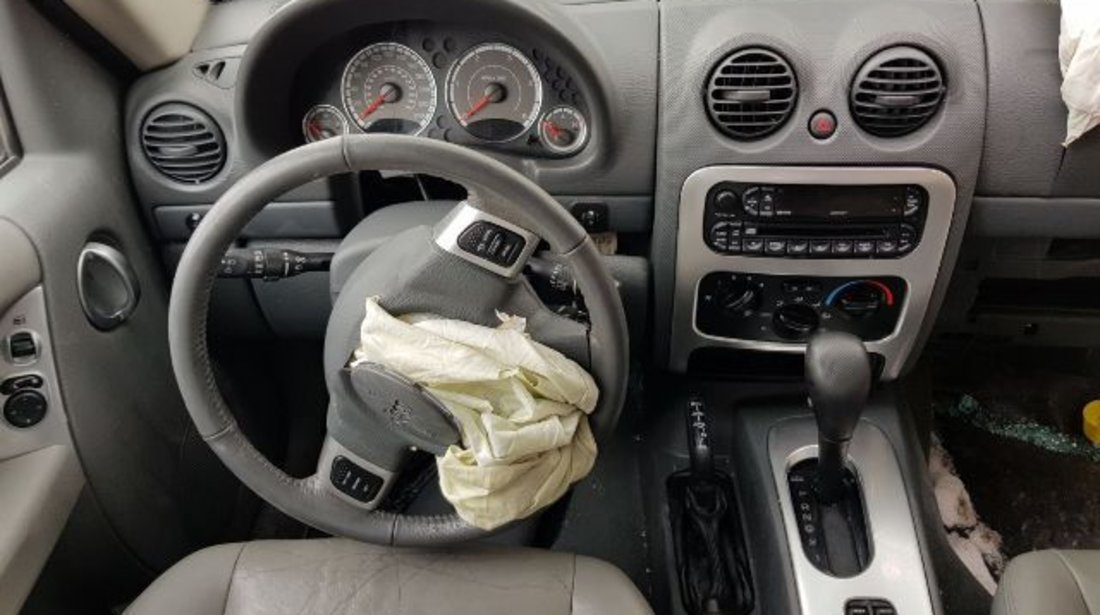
[302,104,348,143]
[539,105,588,155]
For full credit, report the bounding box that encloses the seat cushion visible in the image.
[124,538,653,615]
[993,550,1100,615]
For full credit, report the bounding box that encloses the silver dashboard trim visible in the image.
[670,166,957,380]
[769,418,934,615]
[433,201,541,279]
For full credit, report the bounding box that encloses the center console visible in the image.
[670,166,957,379]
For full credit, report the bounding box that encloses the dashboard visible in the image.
[293,23,591,158]
[123,0,1100,377]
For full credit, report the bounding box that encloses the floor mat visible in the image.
[935,392,1100,558]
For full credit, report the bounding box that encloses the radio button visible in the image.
[765,239,787,255]
[708,222,736,251]
[876,240,898,255]
[743,238,765,253]
[759,191,776,217]
[854,240,876,255]
[810,240,832,256]
[788,240,809,255]
[832,240,854,255]
[904,186,924,217]
[743,188,761,215]
[727,240,742,254]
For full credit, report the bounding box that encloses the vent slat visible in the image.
[850,47,945,138]
[141,103,225,184]
[706,48,798,140]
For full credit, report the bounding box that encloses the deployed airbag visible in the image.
[351,298,598,530]
[1060,0,1100,145]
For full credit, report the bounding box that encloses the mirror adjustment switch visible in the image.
[330,456,384,503]
[7,331,38,365]
[457,221,527,268]
[4,390,47,428]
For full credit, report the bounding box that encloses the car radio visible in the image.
[702,182,927,258]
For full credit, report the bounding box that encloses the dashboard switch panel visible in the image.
[696,272,906,343]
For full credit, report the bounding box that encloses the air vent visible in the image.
[706,48,798,140]
[140,103,225,184]
[850,47,945,138]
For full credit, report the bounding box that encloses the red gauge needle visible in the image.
[464,94,493,121]
[359,93,388,121]
[359,83,402,121]
[542,120,563,140]
[464,83,506,121]
[307,121,323,140]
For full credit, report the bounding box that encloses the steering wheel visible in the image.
[168,135,628,546]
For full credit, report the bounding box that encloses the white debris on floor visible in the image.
[929,437,1007,595]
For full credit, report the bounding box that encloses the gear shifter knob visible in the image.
[805,331,871,503]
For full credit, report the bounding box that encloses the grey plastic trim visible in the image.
[154,200,342,241]
[669,166,957,380]
[969,197,1100,238]
[769,418,934,615]
[76,242,142,331]
[433,201,542,279]
[0,82,18,178]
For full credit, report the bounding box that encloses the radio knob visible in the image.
[773,304,820,339]
[713,189,740,212]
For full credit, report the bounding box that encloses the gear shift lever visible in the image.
[805,331,871,504]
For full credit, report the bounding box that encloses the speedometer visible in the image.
[341,42,437,135]
[447,43,543,142]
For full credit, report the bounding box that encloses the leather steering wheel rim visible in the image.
[168,134,629,546]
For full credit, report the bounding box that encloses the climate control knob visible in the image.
[773,304,820,339]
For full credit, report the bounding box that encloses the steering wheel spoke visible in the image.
[433,200,542,279]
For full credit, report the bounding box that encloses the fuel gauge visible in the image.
[302,104,348,143]
[539,105,588,155]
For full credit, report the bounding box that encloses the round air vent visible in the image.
[140,103,226,184]
[706,48,798,141]
[850,47,945,138]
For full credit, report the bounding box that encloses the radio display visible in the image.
[770,185,907,220]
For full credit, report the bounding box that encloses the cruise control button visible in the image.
[765,239,787,255]
[855,240,876,255]
[456,221,527,268]
[330,456,384,503]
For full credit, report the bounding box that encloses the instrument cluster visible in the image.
[295,25,591,158]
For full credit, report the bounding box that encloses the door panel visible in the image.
[0,0,229,609]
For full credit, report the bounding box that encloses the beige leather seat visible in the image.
[993,550,1100,615]
[125,538,654,615]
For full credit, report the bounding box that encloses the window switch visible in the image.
[7,332,38,364]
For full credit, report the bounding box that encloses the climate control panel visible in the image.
[695,272,907,343]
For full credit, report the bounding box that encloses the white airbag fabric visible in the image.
[351,298,598,530]
[1060,0,1100,145]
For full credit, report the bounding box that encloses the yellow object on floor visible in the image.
[351,298,599,530]
[1083,400,1100,445]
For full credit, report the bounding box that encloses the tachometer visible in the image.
[341,42,437,135]
[447,43,543,142]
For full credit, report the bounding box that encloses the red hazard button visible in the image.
[808,110,837,139]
